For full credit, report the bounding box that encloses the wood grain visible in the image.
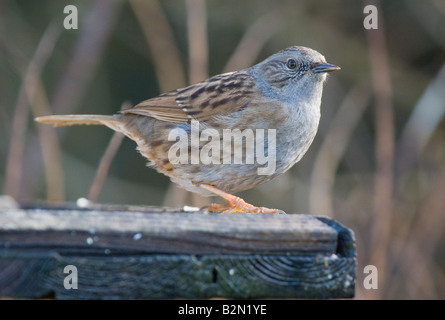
[0,200,356,299]
[0,208,337,255]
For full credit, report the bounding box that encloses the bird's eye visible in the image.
[287,59,298,69]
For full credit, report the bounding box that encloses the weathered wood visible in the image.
[0,209,337,255]
[0,197,356,299]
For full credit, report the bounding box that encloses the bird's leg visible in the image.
[200,183,282,214]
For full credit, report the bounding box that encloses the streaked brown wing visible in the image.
[121,70,258,123]
[121,91,187,123]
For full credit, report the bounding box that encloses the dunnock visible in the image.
[36,46,339,213]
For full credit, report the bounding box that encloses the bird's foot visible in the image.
[200,184,284,214]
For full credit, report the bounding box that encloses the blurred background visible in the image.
[1,0,445,299]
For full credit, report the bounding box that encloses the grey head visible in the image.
[250,46,340,103]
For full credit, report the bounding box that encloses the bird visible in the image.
[36,46,339,214]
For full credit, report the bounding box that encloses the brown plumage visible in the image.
[36,46,339,213]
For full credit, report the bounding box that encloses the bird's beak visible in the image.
[312,62,340,73]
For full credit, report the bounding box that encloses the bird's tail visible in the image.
[35,114,120,128]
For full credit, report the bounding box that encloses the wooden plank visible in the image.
[0,251,355,299]
[0,209,337,255]
[0,198,356,299]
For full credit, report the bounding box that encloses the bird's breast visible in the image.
[274,101,321,171]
